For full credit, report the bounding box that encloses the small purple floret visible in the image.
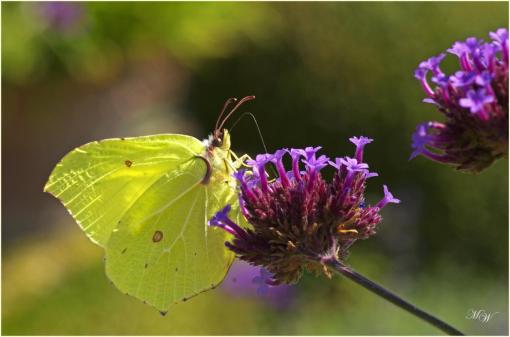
[349,136,373,162]
[304,154,330,172]
[448,41,469,57]
[450,71,477,88]
[299,146,322,162]
[271,149,290,187]
[376,185,401,208]
[475,71,492,86]
[209,205,249,240]
[340,157,369,172]
[459,89,494,115]
[419,53,446,75]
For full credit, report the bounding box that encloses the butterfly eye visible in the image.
[212,137,223,148]
[211,130,223,147]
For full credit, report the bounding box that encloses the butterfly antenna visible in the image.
[215,97,238,132]
[229,112,269,154]
[228,111,278,178]
[217,95,256,132]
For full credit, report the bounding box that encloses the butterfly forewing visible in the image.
[44,135,205,246]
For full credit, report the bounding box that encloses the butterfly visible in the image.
[44,96,254,313]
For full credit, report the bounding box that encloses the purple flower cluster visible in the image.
[221,260,295,309]
[412,28,508,173]
[38,2,85,32]
[209,137,399,285]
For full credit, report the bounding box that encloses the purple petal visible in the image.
[459,89,495,114]
[419,53,446,74]
[422,98,440,106]
[209,205,248,239]
[414,67,428,81]
[448,41,469,57]
[450,71,477,88]
[475,71,492,86]
[339,157,369,172]
[303,154,330,172]
[489,28,509,45]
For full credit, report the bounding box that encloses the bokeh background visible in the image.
[2,2,508,335]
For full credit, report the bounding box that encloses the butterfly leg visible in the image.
[229,152,253,170]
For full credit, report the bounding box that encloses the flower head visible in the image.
[411,29,508,173]
[209,137,399,285]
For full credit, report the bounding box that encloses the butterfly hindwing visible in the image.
[105,156,237,310]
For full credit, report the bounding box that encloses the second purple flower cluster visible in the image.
[412,28,508,173]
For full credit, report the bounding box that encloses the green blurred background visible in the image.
[2,2,508,335]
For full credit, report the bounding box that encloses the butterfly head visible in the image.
[207,128,231,151]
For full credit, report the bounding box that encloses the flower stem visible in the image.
[324,259,464,336]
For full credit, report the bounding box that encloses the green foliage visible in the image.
[2,239,506,334]
[1,2,278,83]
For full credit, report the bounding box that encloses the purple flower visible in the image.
[246,154,273,193]
[208,205,249,239]
[431,73,449,87]
[475,71,492,86]
[410,123,430,160]
[221,260,295,309]
[490,28,509,63]
[209,138,398,285]
[303,154,330,173]
[450,71,477,88]
[252,268,275,294]
[376,185,401,208]
[411,29,508,173]
[419,53,446,75]
[37,2,85,32]
[490,28,509,46]
[349,136,373,162]
[422,98,440,106]
[271,149,290,187]
[414,66,435,97]
[340,157,369,172]
[459,89,494,115]
[465,37,483,52]
[448,41,470,57]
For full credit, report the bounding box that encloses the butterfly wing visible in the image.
[105,156,241,311]
[44,134,205,247]
[45,134,242,311]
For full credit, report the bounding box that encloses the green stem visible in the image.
[324,259,464,336]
